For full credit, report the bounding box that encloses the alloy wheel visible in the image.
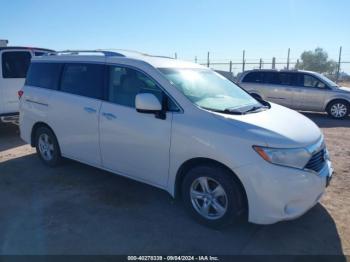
[190,176,228,220]
[38,133,54,161]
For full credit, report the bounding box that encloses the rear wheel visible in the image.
[35,126,62,167]
[327,100,349,119]
[182,165,245,228]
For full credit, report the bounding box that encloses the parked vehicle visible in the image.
[19,50,333,227]
[0,46,53,119]
[237,69,350,119]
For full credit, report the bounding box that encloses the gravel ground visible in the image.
[0,113,349,255]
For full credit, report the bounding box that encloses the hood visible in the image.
[338,86,350,93]
[212,103,322,148]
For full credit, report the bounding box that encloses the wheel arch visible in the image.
[174,157,248,209]
[30,122,58,147]
[325,97,350,111]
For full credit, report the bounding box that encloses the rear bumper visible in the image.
[0,113,19,125]
[235,159,333,225]
[0,112,19,117]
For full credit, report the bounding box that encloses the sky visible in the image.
[1,0,350,72]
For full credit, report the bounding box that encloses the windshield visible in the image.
[315,72,339,87]
[159,68,261,112]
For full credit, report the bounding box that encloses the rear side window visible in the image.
[273,73,297,86]
[60,63,105,99]
[25,63,62,90]
[242,72,263,83]
[2,51,31,78]
[278,73,292,85]
[263,72,279,84]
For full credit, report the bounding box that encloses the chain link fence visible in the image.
[178,48,350,83]
[194,60,350,83]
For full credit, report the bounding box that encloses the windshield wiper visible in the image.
[244,106,267,113]
[201,107,243,115]
[202,106,267,115]
[223,108,244,115]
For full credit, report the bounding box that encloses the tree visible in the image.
[295,48,338,74]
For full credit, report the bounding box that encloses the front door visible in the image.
[99,65,173,187]
[292,73,328,111]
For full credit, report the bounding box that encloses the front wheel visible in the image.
[327,100,349,119]
[181,165,245,228]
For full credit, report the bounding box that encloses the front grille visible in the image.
[304,149,326,172]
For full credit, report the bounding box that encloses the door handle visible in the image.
[84,107,97,113]
[102,112,117,120]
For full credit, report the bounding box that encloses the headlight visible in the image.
[253,145,312,169]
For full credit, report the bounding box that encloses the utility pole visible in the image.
[242,50,246,72]
[272,57,276,69]
[207,52,210,67]
[229,60,232,73]
[337,46,342,82]
[287,48,290,70]
[195,56,197,63]
[259,58,263,69]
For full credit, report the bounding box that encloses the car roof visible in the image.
[31,50,206,69]
[242,69,319,75]
[0,46,54,52]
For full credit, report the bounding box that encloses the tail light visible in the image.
[18,90,24,99]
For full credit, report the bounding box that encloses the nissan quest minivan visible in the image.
[19,50,333,227]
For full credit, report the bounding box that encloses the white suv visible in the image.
[0,46,53,119]
[19,50,333,227]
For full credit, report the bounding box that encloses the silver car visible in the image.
[237,69,350,119]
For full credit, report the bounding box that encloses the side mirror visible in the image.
[135,93,166,119]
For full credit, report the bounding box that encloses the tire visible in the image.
[181,165,245,228]
[34,126,62,167]
[326,100,349,119]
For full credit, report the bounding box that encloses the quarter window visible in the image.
[25,63,62,90]
[2,51,31,78]
[60,63,105,99]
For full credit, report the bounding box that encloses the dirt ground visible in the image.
[0,112,349,255]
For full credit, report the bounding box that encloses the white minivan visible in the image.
[19,50,333,227]
[0,46,53,119]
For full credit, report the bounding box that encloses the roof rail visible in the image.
[106,49,174,59]
[45,50,126,57]
[145,54,174,59]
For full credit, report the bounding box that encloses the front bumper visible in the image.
[235,159,333,225]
